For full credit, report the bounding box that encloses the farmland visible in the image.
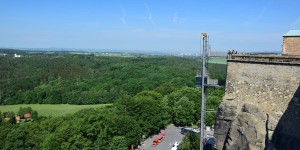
[0,104,111,117]
[208,57,227,64]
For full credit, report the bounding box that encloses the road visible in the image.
[141,124,184,150]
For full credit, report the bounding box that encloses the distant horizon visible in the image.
[0,46,281,56]
[1,1,298,54]
[0,46,203,55]
[0,37,286,55]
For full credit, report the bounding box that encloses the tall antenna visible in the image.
[200,33,208,150]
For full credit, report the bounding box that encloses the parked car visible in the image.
[171,142,179,150]
[180,127,200,134]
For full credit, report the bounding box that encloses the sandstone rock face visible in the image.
[225,103,267,150]
[214,97,238,149]
[214,61,300,150]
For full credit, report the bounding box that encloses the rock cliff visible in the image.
[214,59,300,150]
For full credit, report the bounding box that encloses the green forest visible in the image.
[0,49,226,149]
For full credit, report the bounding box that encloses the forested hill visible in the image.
[0,49,226,149]
[0,49,226,105]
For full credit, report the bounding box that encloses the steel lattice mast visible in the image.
[200,33,208,150]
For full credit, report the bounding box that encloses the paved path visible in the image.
[141,124,184,150]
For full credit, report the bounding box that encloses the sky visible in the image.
[0,0,300,54]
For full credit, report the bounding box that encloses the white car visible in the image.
[171,142,179,150]
[192,128,200,133]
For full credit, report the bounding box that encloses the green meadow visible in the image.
[0,104,111,117]
[208,57,227,64]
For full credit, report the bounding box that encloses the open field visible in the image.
[0,104,111,117]
[70,52,136,57]
[208,57,227,64]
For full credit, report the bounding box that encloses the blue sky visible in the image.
[0,0,299,54]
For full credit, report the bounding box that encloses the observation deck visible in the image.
[227,54,300,65]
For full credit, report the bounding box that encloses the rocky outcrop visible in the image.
[214,60,300,150]
[215,101,283,150]
[221,102,300,150]
[214,95,238,149]
[225,103,269,150]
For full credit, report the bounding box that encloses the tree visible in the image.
[17,107,33,117]
[0,111,2,123]
[167,87,201,124]
[109,115,142,147]
[31,110,39,121]
[206,87,224,125]
[173,97,195,126]
[179,131,200,150]
[94,128,111,150]
[3,111,16,124]
[114,91,170,137]
[4,130,27,149]
[154,82,176,95]
[114,94,135,116]
[132,91,169,135]
[42,133,61,149]
[0,51,225,105]
[108,136,127,150]
[5,122,46,149]
[17,107,39,120]
[206,112,217,126]
[0,123,15,149]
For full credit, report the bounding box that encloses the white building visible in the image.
[14,53,21,58]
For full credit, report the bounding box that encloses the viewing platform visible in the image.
[227,54,300,65]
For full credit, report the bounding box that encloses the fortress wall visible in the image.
[214,60,300,149]
[226,62,300,120]
[283,36,300,55]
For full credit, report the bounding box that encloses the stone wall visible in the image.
[214,60,300,150]
[283,36,300,55]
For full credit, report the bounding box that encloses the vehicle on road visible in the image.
[180,127,200,134]
[152,130,166,147]
[171,142,179,150]
[204,137,216,150]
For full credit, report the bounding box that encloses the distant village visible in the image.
[1,107,37,123]
[2,113,32,123]
[0,53,22,57]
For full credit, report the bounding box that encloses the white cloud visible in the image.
[172,11,185,25]
[144,3,155,25]
[120,6,126,25]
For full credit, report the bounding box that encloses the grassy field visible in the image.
[0,104,111,117]
[69,52,137,57]
[208,57,227,64]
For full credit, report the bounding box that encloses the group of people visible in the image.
[227,50,238,59]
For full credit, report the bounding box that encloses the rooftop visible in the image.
[283,30,300,36]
